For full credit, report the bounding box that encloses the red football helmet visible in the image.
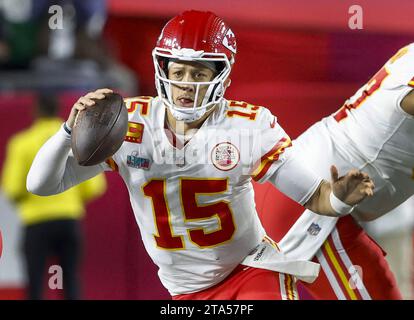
[153,10,237,122]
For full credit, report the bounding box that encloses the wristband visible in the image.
[63,122,72,135]
[329,191,355,216]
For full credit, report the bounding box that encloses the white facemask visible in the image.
[153,48,232,122]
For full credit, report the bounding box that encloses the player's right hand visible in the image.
[66,88,113,129]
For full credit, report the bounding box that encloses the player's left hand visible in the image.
[330,165,375,206]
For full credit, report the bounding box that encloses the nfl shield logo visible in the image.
[307,223,321,236]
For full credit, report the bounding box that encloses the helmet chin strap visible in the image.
[169,106,207,123]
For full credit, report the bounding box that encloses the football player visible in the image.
[274,44,414,299]
[26,10,374,300]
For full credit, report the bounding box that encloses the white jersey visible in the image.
[280,44,414,260]
[102,96,320,295]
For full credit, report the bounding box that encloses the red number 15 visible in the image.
[142,178,236,250]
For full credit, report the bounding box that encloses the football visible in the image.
[71,92,128,166]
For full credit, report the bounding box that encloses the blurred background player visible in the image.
[1,93,106,299]
[0,0,136,299]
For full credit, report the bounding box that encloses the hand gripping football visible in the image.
[71,92,128,166]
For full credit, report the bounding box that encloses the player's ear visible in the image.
[224,78,231,89]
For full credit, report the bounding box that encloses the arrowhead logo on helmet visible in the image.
[152,10,237,123]
[223,29,237,54]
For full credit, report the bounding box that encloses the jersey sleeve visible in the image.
[378,43,414,114]
[27,124,107,196]
[384,43,414,89]
[250,107,323,205]
[250,107,293,182]
[265,146,323,205]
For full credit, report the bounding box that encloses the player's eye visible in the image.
[172,70,183,78]
[194,72,207,80]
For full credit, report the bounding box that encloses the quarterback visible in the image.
[277,44,414,299]
[26,11,374,300]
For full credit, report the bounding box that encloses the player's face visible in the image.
[168,61,215,108]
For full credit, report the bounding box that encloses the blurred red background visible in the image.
[0,0,413,299]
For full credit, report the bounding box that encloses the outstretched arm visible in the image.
[250,107,374,217]
[266,151,374,218]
